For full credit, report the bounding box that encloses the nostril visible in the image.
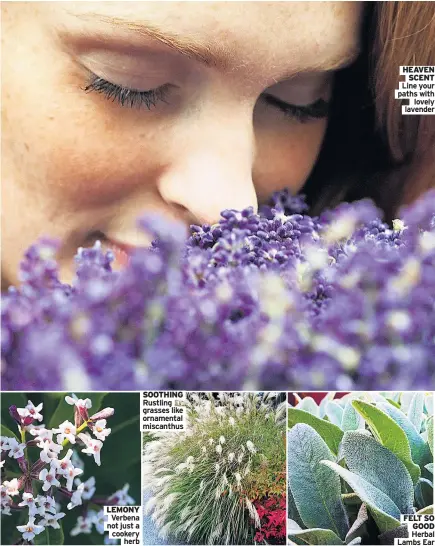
[167,202,200,227]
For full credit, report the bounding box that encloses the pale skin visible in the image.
[1,2,363,285]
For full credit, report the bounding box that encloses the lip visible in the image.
[103,238,134,268]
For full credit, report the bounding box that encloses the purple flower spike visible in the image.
[2,190,435,391]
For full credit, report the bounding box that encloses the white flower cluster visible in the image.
[69,481,135,538]
[0,394,134,542]
[70,484,134,537]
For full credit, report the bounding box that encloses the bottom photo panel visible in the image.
[287,391,433,546]
[1,391,141,545]
[1,390,433,546]
[143,391,287,545]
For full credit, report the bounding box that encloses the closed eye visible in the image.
[261,93,330,123]
[82,73,330,123]
[81,74,172,110]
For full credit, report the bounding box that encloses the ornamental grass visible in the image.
[143,392,286,545]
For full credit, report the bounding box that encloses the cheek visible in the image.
[22,99,164,211]
[253,119,327,202]
[3,40,167,215]
[2,47,168,284]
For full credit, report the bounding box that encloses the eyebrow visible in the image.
[66,11,360,75]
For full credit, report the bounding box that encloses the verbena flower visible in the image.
[17,401,44,422]
[6,440,26,459]
[40,511,66,529]
[70,514,93,536]
[77,433,103,466]
[39,467,61,491]
[53,420,77,444]
[16,516,45,541]
[75,476,96,500]
[91,419,111,441]
[2,190,434,390]
[1,395,134,543]
[36,494,56,515]
[108,483,135,506]
[51,448,74,476]
[67,483,85,510]
[18,493,38,516]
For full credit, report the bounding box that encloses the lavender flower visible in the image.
[2,190,435,390]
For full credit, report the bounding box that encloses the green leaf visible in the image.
[325,401,344,427]
[94,414,140,471]
[288,484,305,528]
[425,463,433,474]
[417,505,434,515]
[1,424,19,441]
[288,408,344,455]
[399,392,415,414]
[352,401,421,484]
[385,398,401,409]
[381,392,400,402]
[288,528,345,545]
[298,397,320,416]
[287,424,349,540]
[427,416,433,456]
[378,402,432,468]
[48,393,106,429]
[415,478,433,510]
[425,395,433,417]
[91,393,141,498]
[321,460,401,533]
[407,393,425,433]
[34,524,64,545]
[319,392,336,418]
[341,402,365,432]
[340,431,414,514]
[341,493,361,506]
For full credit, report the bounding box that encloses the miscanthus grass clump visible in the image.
[143,392,286,545]
[2,190,435,390]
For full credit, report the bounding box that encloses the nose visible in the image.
[157,116,258,226]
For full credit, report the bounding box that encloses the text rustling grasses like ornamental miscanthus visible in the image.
[1,189,435,390]
[0,395,135,543]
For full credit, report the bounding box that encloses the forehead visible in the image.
[55,1,363,83]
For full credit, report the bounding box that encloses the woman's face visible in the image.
[2,1,363,285]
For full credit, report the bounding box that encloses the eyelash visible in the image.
[82,74,329,122]
[82,75,172,110]
[261,93,329,123]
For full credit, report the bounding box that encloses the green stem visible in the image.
[61,420,89,448]
[20,427,29,465]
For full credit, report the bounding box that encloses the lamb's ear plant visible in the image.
[287,392,434,545]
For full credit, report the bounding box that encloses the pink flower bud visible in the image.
[89,407,115,421]
[22,415,34,426]
[9,405,21,425]
[74,405,90,428]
